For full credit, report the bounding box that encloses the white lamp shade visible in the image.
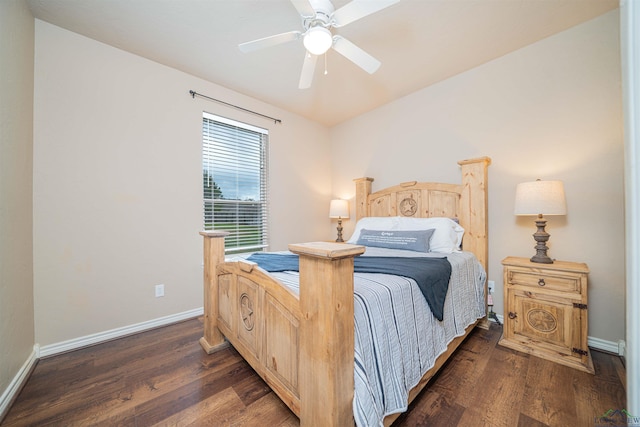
[303,26,333,55]
[514,180,567,216]
[329,199,349,218]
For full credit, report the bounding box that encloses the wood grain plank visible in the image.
[213,393,298,427]
[131,362,255,427]
[520,354,577,426]
[455,345,529,427]
[573,349,628,426]
[395,389,464,427]
[427,326,496,405]
[517,413,549,427]
[150,387,246,427]
[231,367,272,407]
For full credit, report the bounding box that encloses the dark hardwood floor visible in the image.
[2,318,626,426]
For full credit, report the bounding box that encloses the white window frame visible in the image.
[202,112,269,255]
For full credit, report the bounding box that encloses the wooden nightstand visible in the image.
[499,256,594,374]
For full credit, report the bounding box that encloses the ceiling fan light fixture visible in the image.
[303,26,333,55]
[239,0,397,88]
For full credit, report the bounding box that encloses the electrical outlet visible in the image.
[155,284,165,298]
[488,280,495,294]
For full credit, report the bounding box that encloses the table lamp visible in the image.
[514,179,567,264]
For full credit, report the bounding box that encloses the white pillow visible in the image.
[397,217,464,253]
[347,217,400,243]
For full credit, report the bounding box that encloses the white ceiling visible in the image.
[27,0,618,127]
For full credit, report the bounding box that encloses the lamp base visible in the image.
[530,216,554,264]
[530,253,554,264]
[335,218,344,243]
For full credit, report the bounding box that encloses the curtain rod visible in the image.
[189,90,282,124]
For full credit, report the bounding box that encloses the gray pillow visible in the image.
[356,228,435,253]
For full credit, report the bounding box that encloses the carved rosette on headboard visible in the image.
[399,197,417,216]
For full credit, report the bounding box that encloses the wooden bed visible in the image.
[199,157,490,426]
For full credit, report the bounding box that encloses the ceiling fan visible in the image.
[238,0,400,89]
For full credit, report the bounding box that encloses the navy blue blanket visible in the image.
[246,253,452,321]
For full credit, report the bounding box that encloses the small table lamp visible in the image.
[329,199,349,242]
[514,179,567,264]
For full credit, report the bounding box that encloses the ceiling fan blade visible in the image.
[332,0,400,27]
[332,36,380,74]
[298,52,318,89]
[239,31,301,53]
[290,0,316,17]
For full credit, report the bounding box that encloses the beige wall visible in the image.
[330,10,624,343]
[33,20,331,346]
[0,0,35,401]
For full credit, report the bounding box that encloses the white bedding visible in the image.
[269,247,486,427]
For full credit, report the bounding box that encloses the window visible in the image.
[202,113,269,254]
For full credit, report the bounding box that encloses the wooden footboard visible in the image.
[199,234,365,426]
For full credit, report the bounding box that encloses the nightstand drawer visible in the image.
[506,269,580,293]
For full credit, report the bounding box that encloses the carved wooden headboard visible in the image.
[353,157,491,273]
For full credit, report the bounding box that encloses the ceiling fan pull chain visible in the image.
[324,53,328,75]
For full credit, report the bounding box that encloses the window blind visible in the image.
[202,113,269,254]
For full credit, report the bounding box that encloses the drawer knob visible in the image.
[508,312,517,319]
[538,278,546,287]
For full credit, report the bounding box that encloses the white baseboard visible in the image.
[488,314,625,356]
[39,307,204,358]
[589,336,626,357]
[0,345,39,421]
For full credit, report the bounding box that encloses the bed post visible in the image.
[288,242,366,427]
[199,230,230,354]
[354,177,374,221]
[458,157,491,328]
[457,157,490,274]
